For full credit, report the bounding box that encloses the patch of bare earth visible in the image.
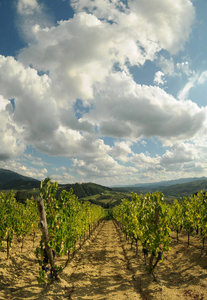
[0,220,206,300]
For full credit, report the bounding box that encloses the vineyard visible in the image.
[113,191,207,274]
[0,181,207,299]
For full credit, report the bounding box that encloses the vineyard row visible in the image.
[0,180,207,281]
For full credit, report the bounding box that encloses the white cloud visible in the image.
[18,13,116,102]
[161,143,195,165]
[154,71,166,86]
[110,141,133,163]
[159,140,207,176]
[70,0,195,54]
[0,156,49,181]
[0,55,59,144]
[50,172,76,184]
[177,73,198,100]
[17,8,158,103]
[177,67,207,102]
[71,155,137,186]
[157,56,176,76]
[128,0,195,54]
[0,95,25,160]
[1,53,201,165]
[198,70,207,84]
[17,0,41,15]
[22,153,46,167]
[0,0,203,185]
[130,152,160,168]
[17,0,195,104]
[16,0,53,43]
[0,95,9,109]
[83,72,206,142]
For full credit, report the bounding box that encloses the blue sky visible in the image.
[1,0,207,186]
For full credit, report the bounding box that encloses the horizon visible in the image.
[1,1,207,186]
[1,168,207,188]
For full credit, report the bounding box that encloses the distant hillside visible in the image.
[1,179,41,190]
[1,168,207,200]
[0,169,40,190]
[57,182,112,199]
[0,169,112,200]
[118,176,207,188]
[160,179,207,198]
[114,179,207,198]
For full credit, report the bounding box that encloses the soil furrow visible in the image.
[68,220,142,300]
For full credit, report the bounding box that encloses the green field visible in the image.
[79,190,132,208]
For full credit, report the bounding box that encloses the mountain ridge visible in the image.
[126,176,207,188]
[0,168,39,188]
[1,168,207,199]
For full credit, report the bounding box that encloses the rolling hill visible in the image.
[0,168,40,190]
[0,169,112,200]
[113,178,207,198]
[1,169,207,202]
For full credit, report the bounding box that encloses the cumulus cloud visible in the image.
[130,152,160,169]
[17,8,156,104]
[16,0,53,43]
[156,55,176,76]
[154,71,166,86]
[0,95,25,161]
[0,55,58,142]
[83,72,206,142]
[18,13,116,102]
[0,114,25,160]
[161,143,195,165]
[129,0,195,54]
[0,95,9,110]
[109,141,133,163]
[17,0,41,15]
[71,154,137,185]
[0,0,204,184]
[71,0,195,53]
[23,153,46,167]
[17,0,195,103]
[158,140,207,176]
[50,172,76,184]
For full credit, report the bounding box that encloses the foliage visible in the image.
[170,191,207,248]
[113,192,172,273]
[35,179,106,283]
[0,191,39,258]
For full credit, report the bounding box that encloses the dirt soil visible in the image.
[0,220,207,300]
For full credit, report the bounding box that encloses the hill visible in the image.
[114,179,207,198]
[57,182,112,199]
[114,176,207,188]
[1,169,207,204]
[0,168,40,190]
[0,169,113,203]
[160,179,207,197]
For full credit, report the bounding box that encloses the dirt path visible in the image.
[0,220,207,300]
[67,220,142,300]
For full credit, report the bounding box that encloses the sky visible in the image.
[1,0,207,187]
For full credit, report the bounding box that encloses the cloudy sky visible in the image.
[1,0,207,186]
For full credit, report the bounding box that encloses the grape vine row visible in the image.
[112,191,207,273]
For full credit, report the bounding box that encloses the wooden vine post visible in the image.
[36,197,57,280]
[149,201,159,273]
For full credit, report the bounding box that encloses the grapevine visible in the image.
[35,178,106,283]
[113,192,172,273]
